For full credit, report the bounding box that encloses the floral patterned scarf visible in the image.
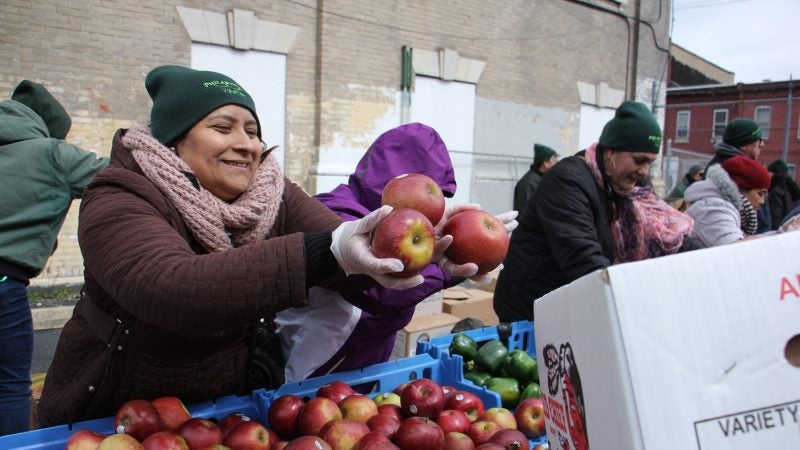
[585,143,694,263]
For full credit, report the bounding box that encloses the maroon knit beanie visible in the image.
[721,156,771,190]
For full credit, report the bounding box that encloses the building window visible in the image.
[755,106,771,140]
[676,110,690,142]
[712,109,728,143]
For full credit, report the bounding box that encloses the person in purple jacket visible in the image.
[275,123,518,381]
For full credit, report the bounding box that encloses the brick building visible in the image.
[1,0,671,286]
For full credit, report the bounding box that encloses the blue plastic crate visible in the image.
[0,390,269,450]
[416,320,535,359]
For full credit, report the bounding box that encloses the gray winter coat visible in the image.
[684,164,744,246]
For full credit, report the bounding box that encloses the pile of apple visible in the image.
[264,378,547,450]
[372,173,510,277]
[65,395,273,449]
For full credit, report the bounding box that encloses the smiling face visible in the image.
[174,104,262,201]
[604,149,658,191]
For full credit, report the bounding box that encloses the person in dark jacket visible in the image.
[0,81,108,435]
[276,123,517,381]
[493,101,699,322]
[766,158,800,229]
[37,66,473,427]
[665,164,704,210]
[704,118,772,232]
[513,143,559,212]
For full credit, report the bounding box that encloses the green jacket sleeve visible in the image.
[54,140,109,199]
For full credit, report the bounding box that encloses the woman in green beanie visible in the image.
[37,65,480,426]
[494,101,702,322]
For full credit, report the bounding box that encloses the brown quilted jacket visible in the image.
[38,128,343,426]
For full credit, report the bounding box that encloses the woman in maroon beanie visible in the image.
[684,156,771,246]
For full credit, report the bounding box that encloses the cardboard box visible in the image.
[534,232,800,450]
[474,267,501,293]
[412,291,443,318]
[442,286,499,325]
[391,313,461,360]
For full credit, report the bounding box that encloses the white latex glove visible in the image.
[330,205,424,290]
[495,210,519,234]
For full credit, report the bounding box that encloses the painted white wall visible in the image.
[191,43,287,171]
[578,104,615,150]
[410,77,476,206]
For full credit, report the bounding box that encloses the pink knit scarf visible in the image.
[124,123,284,253]
[585,143,693,263]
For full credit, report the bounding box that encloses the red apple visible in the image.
[392,384,408,396]
[514,398,545,439]
[319,419,370,450]
[371,208,436,277]
[474,444,505,450]
[268,394,305,439]
[273,440,289,450]
[197,446,232,450]
[400,378,445,419]
[98,433,145,449]
[393,416,445,450]
[224,421,272,450]
[340,394,379,423]
[366,413,401,438]
[284,436,333,450]
[442,210,509,274]
[465,421,501,446]
[376,404,404,422]
[142,430,190,450]
[357,431,392,446]
[443,432,475,450]
[531,445,547,450]
[151,396,192,432]
[317,381,357,404]
[298,396,343,436]
[435,409,471,434]
[66,429,109,450]
[357,442,400,450]
[488,429,529,450]
[441,386,457,402]
[477,408,516,430]
[114,399,164,441]
[178,417,224,449]
[373,392,401,407]
[381,173,446,225]
[218,412,252,438]
[443,391,485,422]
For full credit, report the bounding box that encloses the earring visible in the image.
[604,158,616,176]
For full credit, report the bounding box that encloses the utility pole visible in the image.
[782,75,793,162]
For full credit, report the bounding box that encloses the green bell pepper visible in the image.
[475,339,509,375]
[485,377,521,408]
[449,332,478,361]
[463,371,492,387]
[520,381,541,400]
[504,349,538,383]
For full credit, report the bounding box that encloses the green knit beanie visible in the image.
[599,101,662,153]
[11,80,72,139]
[145,65,261,146]
[723,118,762,148]
[767,158,789,174]
[533,143,558,167]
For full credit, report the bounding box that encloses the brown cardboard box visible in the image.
[411,291,443,318]
[442,286,499,326]
[474,268,501,293]
[391,313,461,359]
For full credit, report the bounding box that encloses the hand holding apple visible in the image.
[370,208,435,278]
[331,205,423,290]
[442,210,509,275]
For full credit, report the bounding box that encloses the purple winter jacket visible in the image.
[310,122,459,375]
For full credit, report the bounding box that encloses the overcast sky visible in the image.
[670,0,800,83]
